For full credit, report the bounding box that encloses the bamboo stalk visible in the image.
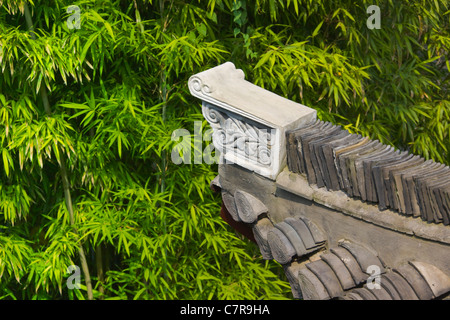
[159,0,169,291]
[96,243,105,299]
[24,3,94,300]
[60,155,94,300]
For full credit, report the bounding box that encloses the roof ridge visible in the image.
[286,120,450,227]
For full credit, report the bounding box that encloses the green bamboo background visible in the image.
[0,0,448,299]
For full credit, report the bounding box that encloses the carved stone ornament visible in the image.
[189,62,317,179]
[202,102,274,168]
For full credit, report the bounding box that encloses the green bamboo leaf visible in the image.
[104,21,115,41]
[80,32,99,63]
[2,149,11,177]
[312,20,324,37]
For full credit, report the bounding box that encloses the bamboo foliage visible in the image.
[0,0,448,299]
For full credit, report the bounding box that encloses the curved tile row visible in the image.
[252,217,274,260]
[295,241,386,300]
[217,183,450,300]
[221,189,326,265]
[220,186,383,299]
[340,261,450,300]
[286,119,450,225]
[221,190,268,224]
[266,217,326,265]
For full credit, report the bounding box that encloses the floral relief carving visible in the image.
[202,102,274,167]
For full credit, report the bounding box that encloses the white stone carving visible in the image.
[202,102,274,168]
[189,62,317,180]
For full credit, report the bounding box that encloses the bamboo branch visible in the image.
[24,3,94,300]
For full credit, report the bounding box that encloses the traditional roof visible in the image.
[193,62,450,300]
[286,118,450,226]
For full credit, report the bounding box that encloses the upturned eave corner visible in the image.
[189,62,317,180]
